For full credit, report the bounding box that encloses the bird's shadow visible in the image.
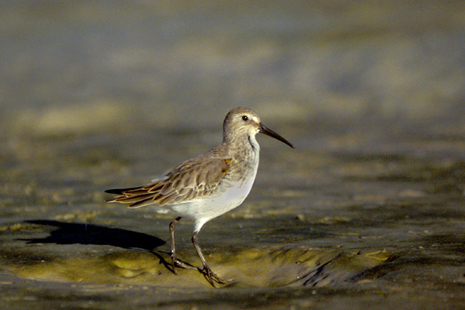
[22,220,166,251]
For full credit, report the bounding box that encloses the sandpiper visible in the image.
[105,107,294,285]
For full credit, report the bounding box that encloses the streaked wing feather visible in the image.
[113,193,154,203]
[129,197,155,208]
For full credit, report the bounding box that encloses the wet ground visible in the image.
[1,1,465,309]
[2,118,465,309]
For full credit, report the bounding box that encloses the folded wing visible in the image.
[105,157,232,208]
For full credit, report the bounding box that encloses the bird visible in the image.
[105,107,294,285]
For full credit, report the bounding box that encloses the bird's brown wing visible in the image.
[105,157,232,208]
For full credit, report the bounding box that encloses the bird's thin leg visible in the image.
[192,230,226,285]
[168,217,197,274]
[169,217,182,275]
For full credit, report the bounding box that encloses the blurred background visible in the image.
[1,0,464,136]
[1,2,465,307]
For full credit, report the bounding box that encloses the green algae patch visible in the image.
[8,246,394,289]
[214,247,393,288]
[10,250,208,287]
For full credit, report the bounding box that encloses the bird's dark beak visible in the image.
[259,123,294,148]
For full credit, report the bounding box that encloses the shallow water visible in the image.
[1,1,465,309]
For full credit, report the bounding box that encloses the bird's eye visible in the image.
[242,115,248,121]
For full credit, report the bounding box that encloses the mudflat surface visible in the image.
[1,1,465,309]
[2,119,465,309]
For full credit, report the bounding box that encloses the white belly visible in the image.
[156,169,257,232]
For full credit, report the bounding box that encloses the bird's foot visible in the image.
[170,258,197,275]
[200,265,228,286]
